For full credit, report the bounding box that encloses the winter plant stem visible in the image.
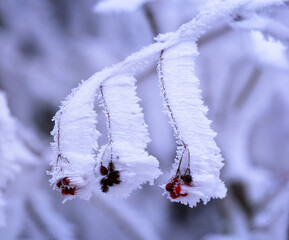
[100,85,113,162]
[159,49,186,147]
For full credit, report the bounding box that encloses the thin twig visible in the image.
[159,50,186,148]
[100,85,113,162]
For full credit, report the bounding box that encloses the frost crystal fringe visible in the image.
[49,82,100,202]
[158,41,226,207]
[95,74,162,197]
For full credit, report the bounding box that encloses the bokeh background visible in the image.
[0,0,289,239]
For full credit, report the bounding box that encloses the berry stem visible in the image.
[159,50,187,149]
[174,147,186,180]
[100,85,114,162]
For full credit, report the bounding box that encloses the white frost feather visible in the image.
[96,74,161,198]
[158,41,226,207]
[49,81,101,201]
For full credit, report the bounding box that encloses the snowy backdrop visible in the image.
[0,0,289,239]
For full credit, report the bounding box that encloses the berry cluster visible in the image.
[56,177,76,195]
[165,171,193,199]
[100,162,121,193]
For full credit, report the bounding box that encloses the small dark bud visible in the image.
[100,177,108,185]
[100,166,108,176]
[109,171,120,179]
[101,184,109,193]
[108,162,115,171]
[114,179,121,185]
[185,175,192,184]
[61,186,76,195]
[106,178,114,186]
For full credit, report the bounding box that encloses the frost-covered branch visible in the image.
[158,41,226,207]
[49,0,289,205]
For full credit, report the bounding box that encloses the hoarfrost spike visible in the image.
[96,74,162,197]
[158,41,226,207]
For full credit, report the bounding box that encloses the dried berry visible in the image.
[106,177,114,186]
[114,179,121,185]
[184,174,192,184]
[109,170,120,179]
[61,186,76,195]
[101,184,109,193]
[108,162,115,171]
[165,183,174,192]
[100,177,107,185]
[100,166,108,176]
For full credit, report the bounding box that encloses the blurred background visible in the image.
[0,0,289,239]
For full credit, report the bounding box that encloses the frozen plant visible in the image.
[48,0,289,208]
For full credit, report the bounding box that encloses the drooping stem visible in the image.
[159,50,187,148]
[159,50,193,178]
[56,114,70,165]
[100,85,113,162]
[175,147,187,180]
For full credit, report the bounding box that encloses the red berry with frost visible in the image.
[62,177,70,186]
[170,192,179,199]
[180,193,188,197]
[61,186,76,195]
[174,184,182,195]
[165,183,174,192]
[170,177,177,183]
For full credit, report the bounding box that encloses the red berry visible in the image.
[170,192,179,199]
[165,183,174,192]
[56,180,62,188]
[62,177,70,186]
[174,184,182,195]
[61,187,75,195]
[180,193,188,197]
[170,177,177,183]
[100,166,108,176]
